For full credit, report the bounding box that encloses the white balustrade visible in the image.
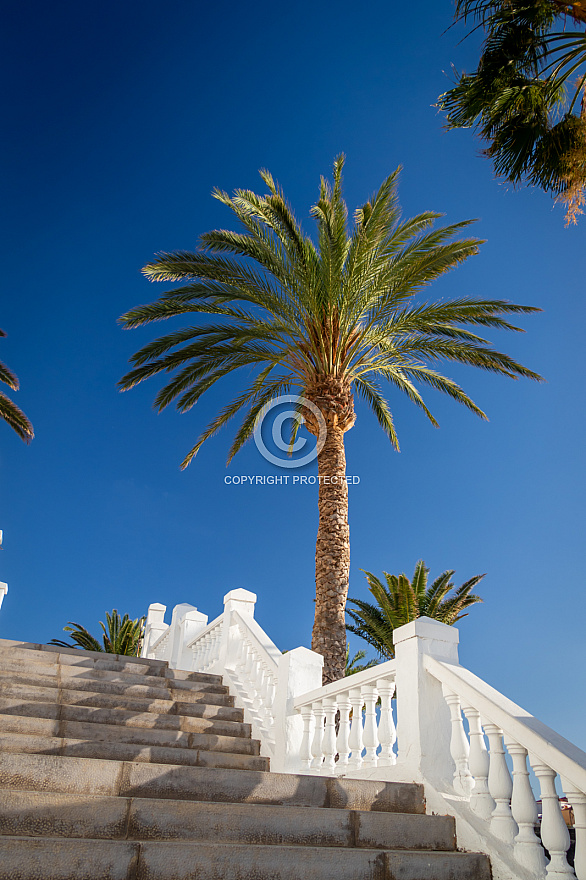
[534,763,575,878]
[483,722,518,843]
[443,686,473,796]
[294,662,397,775]
[463,706,494,820]
[376,678,396,767]
[310,700,325,770]
[505,740,546,876]
[336,696,352,773]
[564,783,586,880]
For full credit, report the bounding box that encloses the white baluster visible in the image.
[443,688,473,796]
[348,687,364,771]
[336,696,351,774]
[463,707,495,820]
[563,782,586,880]
[322,697,338,776]
[362,685,379,768]
[377,678,396,767]
[299,706,314,772]
[483,721,518,843]
[234,630,247,675]
[198,634,209,670]
[505,740,546,876]
[533,763,574,878]
[243,642,254,689]
[250,653,263,713]
[310,700,325,771]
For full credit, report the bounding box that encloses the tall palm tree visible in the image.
[439,0,586,223]
[346,561,485,660]
[118,157,541,683]
[51,609,145,656]
[0,329,33,443]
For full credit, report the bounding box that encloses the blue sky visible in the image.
[1,1,584,748]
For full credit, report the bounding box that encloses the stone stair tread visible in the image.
[0,640,224,685]
[0,714,259,754]
[0,790,457,851]
[0,683,244,721]
[0,666,229,695]
[0,673,234,706]
[0,734,268,771]
[0,837,492,880]
[0,697,250,736]
[0,752,426,813]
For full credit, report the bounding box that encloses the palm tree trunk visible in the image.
[311,422,350,684]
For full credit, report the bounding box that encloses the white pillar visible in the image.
[168,603,202,668]
[392,617,459,785]
[218,588,257,674]
[271,646,323,774]
[141,603,167,657]
[0,582,7,612]
[176,607,208,669]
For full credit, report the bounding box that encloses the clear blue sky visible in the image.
[1,1,584,748]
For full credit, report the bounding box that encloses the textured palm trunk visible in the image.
[312,423,350,683]
[305,377,355,685]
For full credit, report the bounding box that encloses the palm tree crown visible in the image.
[346,560,485,660]
[51,609,145,656]
[0,329,33,443]
[119,157,541,683]
[439,0,586,223]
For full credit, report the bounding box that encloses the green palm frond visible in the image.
[345,643,378,676]
[439,0,586,221]
[0,329,34,443]
[346,561,485,658]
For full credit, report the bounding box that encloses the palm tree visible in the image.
[439,0,586,223]
[51,609,145,656]
[346,560,485,660]
[0,329,33,443]
[118,157,541,683]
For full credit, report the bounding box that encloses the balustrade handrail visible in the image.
[426,654,586,794]
[294,657,396,710]
[232,609,281,671]
[149,626,170,652]
[185,612,223,650]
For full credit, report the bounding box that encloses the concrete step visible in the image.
[0,733,268,771]
[0,665,229,695]
[0,697,251,738]
[0,638,168,669]
[0,752,425,813]
[0,837,491,879]
[0,682,244,721]
[0,714,259,754]
[0,640,225,685]
[0,672,234,706]
[0,790,456,851]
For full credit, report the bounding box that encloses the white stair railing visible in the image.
[293,660,397,775]
[426,653,586,880]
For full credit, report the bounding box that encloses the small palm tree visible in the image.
[51,610,145,656]
[0,329,33,443]
[346,561,485,659]
[345,643,378,676]
[119,157,541,683]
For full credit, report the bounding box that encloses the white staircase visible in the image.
[0,638,491,879]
